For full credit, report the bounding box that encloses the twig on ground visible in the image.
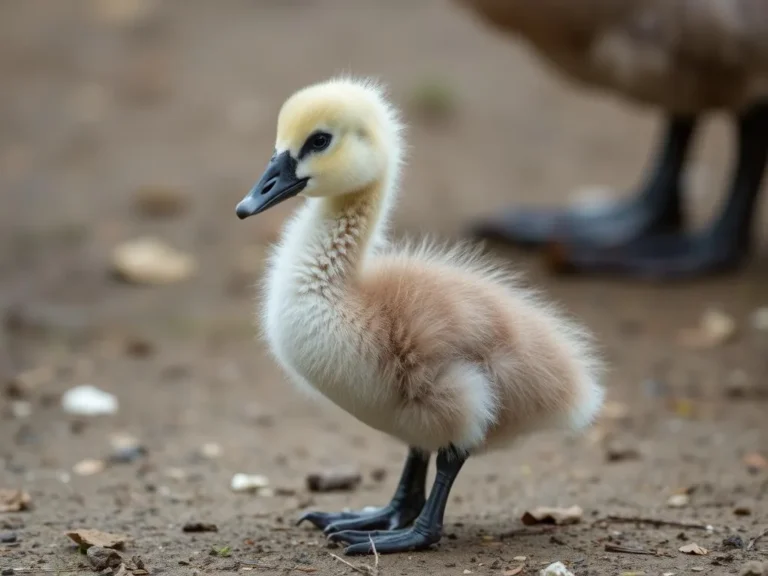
[747,528,768,551]
[329,540,379,576]
[598,515,716,532]
[604,544,658,556]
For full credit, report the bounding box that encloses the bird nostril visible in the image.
[262,178,277,195]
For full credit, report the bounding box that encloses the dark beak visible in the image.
[236,151,309,219]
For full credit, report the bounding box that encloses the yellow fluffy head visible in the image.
[273,77,405,198]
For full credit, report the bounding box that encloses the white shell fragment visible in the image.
[61,385,119,416]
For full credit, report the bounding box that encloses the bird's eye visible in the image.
[298,131,333,159]
[310,132,331,151]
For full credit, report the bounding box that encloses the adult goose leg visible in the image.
[470,116,696,248]
[329,446,466,555]
[298,448,429,534]
[546,101,768,279]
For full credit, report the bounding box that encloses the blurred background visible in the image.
[1,1,767,575]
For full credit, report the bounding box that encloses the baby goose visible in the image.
[236,77,604,555]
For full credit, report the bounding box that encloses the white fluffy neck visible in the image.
[271,177,395,300]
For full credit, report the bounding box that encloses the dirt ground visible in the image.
[1,1,768,575]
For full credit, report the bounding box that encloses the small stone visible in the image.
[109,443,147,464]
[513,556,527,562]
[199,442,222,459]
[122,335,155,358]
[678,308,737,349]
[86,546,122,571]
[743,453,768,474]
[182,522,218,533]
[723,535,745,549]
[61,385,118,416]
[306,467,362,493]
[539,561,575,576]
[5,366,54,398]
[733,501,752,516]
[10,400,32,419]
[73,458,106,476]
[0,531,17,543]
[521,505,583,526]
[751,307,768,332]
[604,437,641,462]
[463,570,472,575]
[134,185,188,218]
[740,561,767,576]
[725,370,753,398]
[370,468,387,483]
[111,237,197,285]
[231,473,270,493]
[667,494,690,508]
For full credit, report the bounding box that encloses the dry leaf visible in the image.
[0,489,31,512]
[111,237,196,285]
[521,505,583,526]
[743,453,768,473]
[66,529,128,550]
[677,308,736,349]
[678,543,708,555]
[504,567,523,576]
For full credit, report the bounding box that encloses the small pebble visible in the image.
[370,467,387,483]
[87,546,122,571]
[231,473,270,493]
[61,385,118,416]
[10,401,32,419]
[200,442,222,459]
[667,494,690,508]
[73,458,106,476]
[723,534,745,549]
[725,370,753,398]
[733,501,752,516]
[182,522,218,533]
[0,531,18,543]
[109,445,147,464]
[306,466,361,493]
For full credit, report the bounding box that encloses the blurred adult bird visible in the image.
[455,0,768,279]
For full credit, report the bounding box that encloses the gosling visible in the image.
[235,77,605,555]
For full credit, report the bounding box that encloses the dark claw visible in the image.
[323,505,416,535]
[341,528,441,556]
[296,511,361,530]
